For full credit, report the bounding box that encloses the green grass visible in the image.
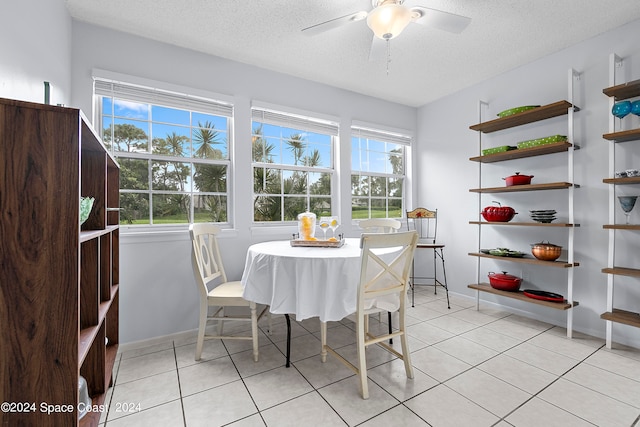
[122,211,218,225]
[351,208,401,219]
[123,209,401,224]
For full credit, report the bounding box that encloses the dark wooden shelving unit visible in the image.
[468,284,577,310]
[469,253,579,268]
[601,309,640,328]
[602,78,640,100]
[469,101,577,133]
[603,128,640,142]
[469,84,580,336]
[469,141,574,163]
[0,98,119,427]
[602,267,640,277]
[603,176,640,185]
[603,224,640,230]
[469,182,574,193]
[601,59,640,348]
[470,221,579,227]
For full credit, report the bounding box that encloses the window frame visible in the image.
[350,124,411,221]
[93,74,234,229]
[251,104,339,224]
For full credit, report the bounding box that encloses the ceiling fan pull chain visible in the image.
[386,38,391,75]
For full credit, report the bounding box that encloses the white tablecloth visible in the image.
[241,238,367,322]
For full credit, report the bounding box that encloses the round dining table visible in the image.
[241,238,366,324]
[241,237,399,366]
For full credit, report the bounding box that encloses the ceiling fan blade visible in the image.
[368,36,386,62]
[302,11,368,36]
[410,7,471,34]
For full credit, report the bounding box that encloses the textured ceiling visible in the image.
[65,0,640,107]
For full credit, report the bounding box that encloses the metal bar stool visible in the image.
[406,208,450,309]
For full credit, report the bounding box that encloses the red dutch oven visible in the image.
[488,271,522,292]
[503,172,533,186]
[481,201,517,222]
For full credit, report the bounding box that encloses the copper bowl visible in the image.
[531,242,562,261]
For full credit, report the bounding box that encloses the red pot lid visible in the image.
[488,271,520,281]
[505,172,533,179]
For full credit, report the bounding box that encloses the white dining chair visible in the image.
[358,217,401,339]
[189,223,269,362]
[358,218,402,234]
[320,231,418,399]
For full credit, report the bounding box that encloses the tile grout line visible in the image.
[171,342,188,427]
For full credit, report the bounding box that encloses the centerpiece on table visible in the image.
[291,211,344,247]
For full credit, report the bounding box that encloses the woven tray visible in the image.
[290,239,345,248]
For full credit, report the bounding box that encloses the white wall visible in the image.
[417,18,640,348]
[70,21,417,343]
[0,0,71,105]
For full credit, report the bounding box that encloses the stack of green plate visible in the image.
[497,105,540,118]
[482,145,517,156]
[517,135,567,149]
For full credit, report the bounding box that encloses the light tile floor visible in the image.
[100,289,640,427]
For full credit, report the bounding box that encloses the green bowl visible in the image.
[80,197,95,225]
[497,105,540,118]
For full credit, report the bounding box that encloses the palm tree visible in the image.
[286,133,306,165]
[252,124,283,220]
[193,121,224,159]
[252,124,275,163]
[193,164,227,222]
[303,149,321,167]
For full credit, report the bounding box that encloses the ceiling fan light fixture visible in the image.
[366,3,412,40]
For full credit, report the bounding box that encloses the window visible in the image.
[94,79,233,226]
[351,126,410,219]
[251,106,338,222]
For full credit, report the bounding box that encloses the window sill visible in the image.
[120,225,238,243]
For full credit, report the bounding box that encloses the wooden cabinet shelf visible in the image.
[601,309,640,328]
[602,78,640,100]
[0,98,119,427]
[80,225,120,243]
[468,284,577,310]
[602,267,640,277]
[469,252,579,268]
[79,285,119,363]
[469,182,574,193]
[470,141,575,163]
[469,101,577,133]
[603,128,640,142]
[470,221,579,227]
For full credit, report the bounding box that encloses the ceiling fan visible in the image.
[302,0,470,66]
[302,0,471,40]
